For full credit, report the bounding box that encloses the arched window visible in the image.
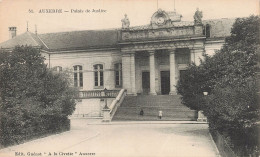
[94,64,103,87]
[73,65,83,87]
[52,66,62,72]
[115,63,122,87]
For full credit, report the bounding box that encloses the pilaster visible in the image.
[130,53,136,95]
[190,49,195,64]
[191,48,205,65]
[122,53,132,95]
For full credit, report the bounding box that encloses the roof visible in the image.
[0,18,236,51]
[38,29,119,51]
[0,31,43,49]
[0,29,119,51]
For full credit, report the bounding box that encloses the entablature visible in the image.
[120,37,206,52]
[120,25,204,42]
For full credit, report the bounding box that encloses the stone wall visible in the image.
[203,18,235,38]
[205,40,225,56]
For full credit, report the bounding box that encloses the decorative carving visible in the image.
[150,9,171,28]
[194,25,203,35]
[121,39,204,52]
[122,32,130,39]
[121,26,194,41]
[194,8,203,25]
[121,14,130,29]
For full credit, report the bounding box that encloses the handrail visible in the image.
[109,89,126,118]
[102,89,127,122]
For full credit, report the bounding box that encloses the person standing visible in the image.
[140,109,144,116]
[159,110,163,119]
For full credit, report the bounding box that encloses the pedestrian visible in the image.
[140,109,144,116]
[159,110,162,119]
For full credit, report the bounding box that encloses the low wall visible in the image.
[210,130,237,157]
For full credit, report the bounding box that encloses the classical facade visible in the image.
[0,9,235,117]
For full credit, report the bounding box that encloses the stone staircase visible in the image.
[112,95,197,121]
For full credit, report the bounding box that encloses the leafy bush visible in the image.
[176,62,208,110]
[205,80,259,156]
[0,46,77,147]
[177,15,260,156]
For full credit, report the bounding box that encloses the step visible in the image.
[114,109,197,117]
[112,115,197,121]
[118,107,196,112]
[113,95,197,121]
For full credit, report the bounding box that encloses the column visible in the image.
[130,53,136,95]
[122,53,132,95]
[169,49,177,95]
[149,50,156,95]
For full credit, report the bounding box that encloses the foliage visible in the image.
[177,15,260,156]
[0,46,77,147]
[205,80,259,156]
[176,63,207,110]
[223,16,260,55]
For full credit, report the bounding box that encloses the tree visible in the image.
[0,46,77,147]
[177,15,260,156]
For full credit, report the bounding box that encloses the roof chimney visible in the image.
[9,27,17,39]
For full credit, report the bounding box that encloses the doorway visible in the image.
[161,71,170,95]
[142,72,150,94]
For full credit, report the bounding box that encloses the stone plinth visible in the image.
[197,110,207,122]
[102,108,111,122]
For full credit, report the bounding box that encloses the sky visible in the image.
[0,0,259,43]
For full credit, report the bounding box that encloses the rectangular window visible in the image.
[115,63,122,87]
[79,72,83,87]
[94,64,104,87]
[74,73,78,87]
[95,71,98,86]
[100,71,103,86]
[116,71,119,85]
[73,65,83,88]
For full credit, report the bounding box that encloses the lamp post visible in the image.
[103,88,109,109]
[102,88,111,122]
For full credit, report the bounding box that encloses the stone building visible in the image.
[0,9,235,118]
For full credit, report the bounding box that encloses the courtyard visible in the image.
[0,119,219,157]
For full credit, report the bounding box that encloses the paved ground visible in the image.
[0,119,219,157]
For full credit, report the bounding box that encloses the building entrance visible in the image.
[161,71,170,95]
[142,72,150,94]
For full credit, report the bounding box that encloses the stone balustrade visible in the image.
[76,89,120,99]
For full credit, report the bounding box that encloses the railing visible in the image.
[102,89,127,122]
[109,89,127,119]
[77,89,120,99]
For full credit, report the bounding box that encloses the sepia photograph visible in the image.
[0,0,259,156]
